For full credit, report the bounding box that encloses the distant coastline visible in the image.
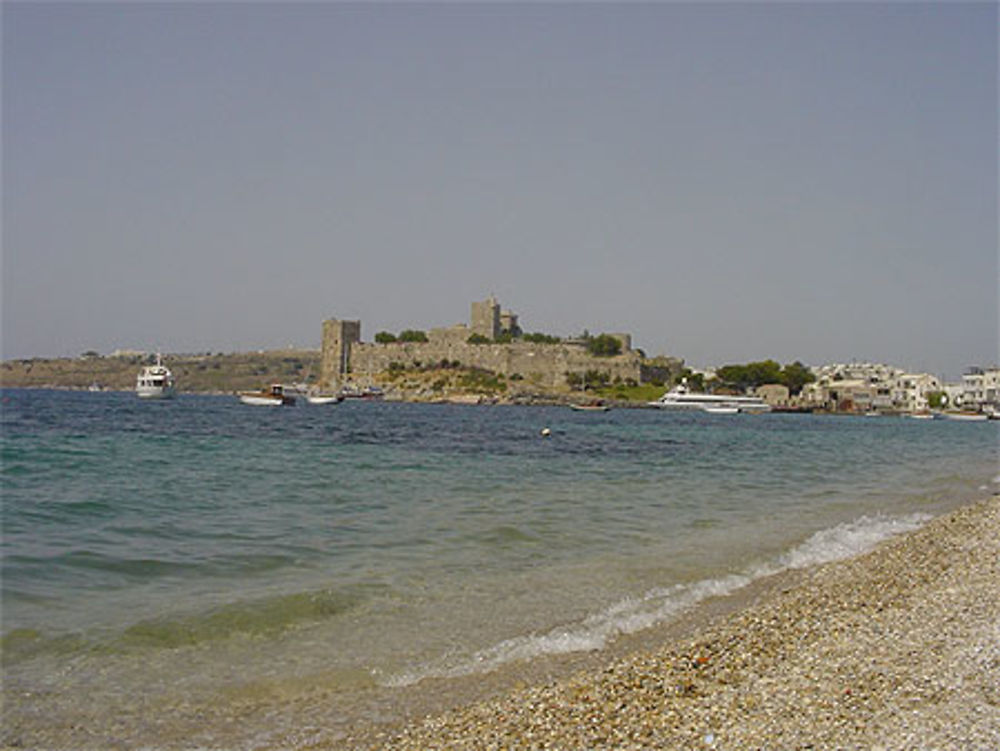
[0,350,660,405]
[0,350,322,395]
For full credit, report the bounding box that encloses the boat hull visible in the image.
[136,386,175,399]
[238,394,283,406]
[238,392,296,406]
[306,396,343,405]
[570,405,610,412]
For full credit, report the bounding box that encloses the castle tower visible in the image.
[470,296,500,340]
[321,319,361,390]
[499,310,520,337]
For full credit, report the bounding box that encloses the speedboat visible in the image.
[570,399,611,412]
[136,354,175,399]
[647,382,771,413]
[238,384,296,406]
[339,384,384,400]
[306,394,344,405]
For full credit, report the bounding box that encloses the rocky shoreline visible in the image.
[343,494,1000,750]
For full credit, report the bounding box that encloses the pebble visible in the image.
[346,495,1000,750]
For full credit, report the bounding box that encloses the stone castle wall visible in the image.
[320,298,679,390]
[345,339,644,389]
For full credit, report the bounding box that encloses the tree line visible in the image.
[691,359,815,395]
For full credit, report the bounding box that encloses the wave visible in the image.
[2,585,373,662]
[383,511,931,687]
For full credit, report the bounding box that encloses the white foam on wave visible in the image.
[382,512,932,688]
[769,512,931,572]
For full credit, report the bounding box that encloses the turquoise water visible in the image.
[2,389,997,748]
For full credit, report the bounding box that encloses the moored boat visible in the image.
[339,384,384,400]
[647,382,771,413]
[238,384,296,406]
[942,410,989,422]
[136,355,175,399]
[306,394,344,405]
[570,399,611,412]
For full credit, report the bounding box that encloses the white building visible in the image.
[960,367,1000,409]
[891,373,942,413]
[803,362,942,413]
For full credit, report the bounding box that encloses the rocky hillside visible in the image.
[0,350,322,393]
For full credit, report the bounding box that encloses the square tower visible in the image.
[321,319,361,389]
[470,297,500,340]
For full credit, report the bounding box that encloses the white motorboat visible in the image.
[238,384,296,406]
[942,411,988,422]
[647,382,771,413]
[136,355,175,399]
[570,400,611,412]
[306,394,343,405]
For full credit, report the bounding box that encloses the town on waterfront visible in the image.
[2,296,998,417]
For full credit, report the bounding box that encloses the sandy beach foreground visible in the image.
[343,494,1000,750]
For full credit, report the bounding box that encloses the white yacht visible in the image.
[647,382,771,413]
[136,354,176,399]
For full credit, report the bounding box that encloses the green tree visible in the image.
[715,364,750,390]
[717,360,782,392]
[398,330,428,343]
[586,334,622,357]
[584,369,611,388]
[374,331,397,344]
[467,334,491,344]
[779,361,815,395]
[677,369,706,392]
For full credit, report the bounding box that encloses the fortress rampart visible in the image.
[320,298,678,391]
[347,340,643,389]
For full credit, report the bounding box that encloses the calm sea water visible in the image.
[2,388,998,748]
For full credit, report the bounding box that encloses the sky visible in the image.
[3,1,997,380]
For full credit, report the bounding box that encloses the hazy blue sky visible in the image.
[3,2,996,378]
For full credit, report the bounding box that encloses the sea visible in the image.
[2,388,998,749]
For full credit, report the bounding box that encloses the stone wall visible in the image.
[336,338,645,390]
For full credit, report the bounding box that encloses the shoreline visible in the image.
[338,493,1000,749]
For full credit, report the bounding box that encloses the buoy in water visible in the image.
[540,427,551,437]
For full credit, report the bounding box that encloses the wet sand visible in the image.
[338,494,1000,749]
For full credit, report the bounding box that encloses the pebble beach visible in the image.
[347,494,1000,750]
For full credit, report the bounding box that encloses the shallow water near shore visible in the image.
[2,389,998,748]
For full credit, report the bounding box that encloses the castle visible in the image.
[320,297,678,392]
